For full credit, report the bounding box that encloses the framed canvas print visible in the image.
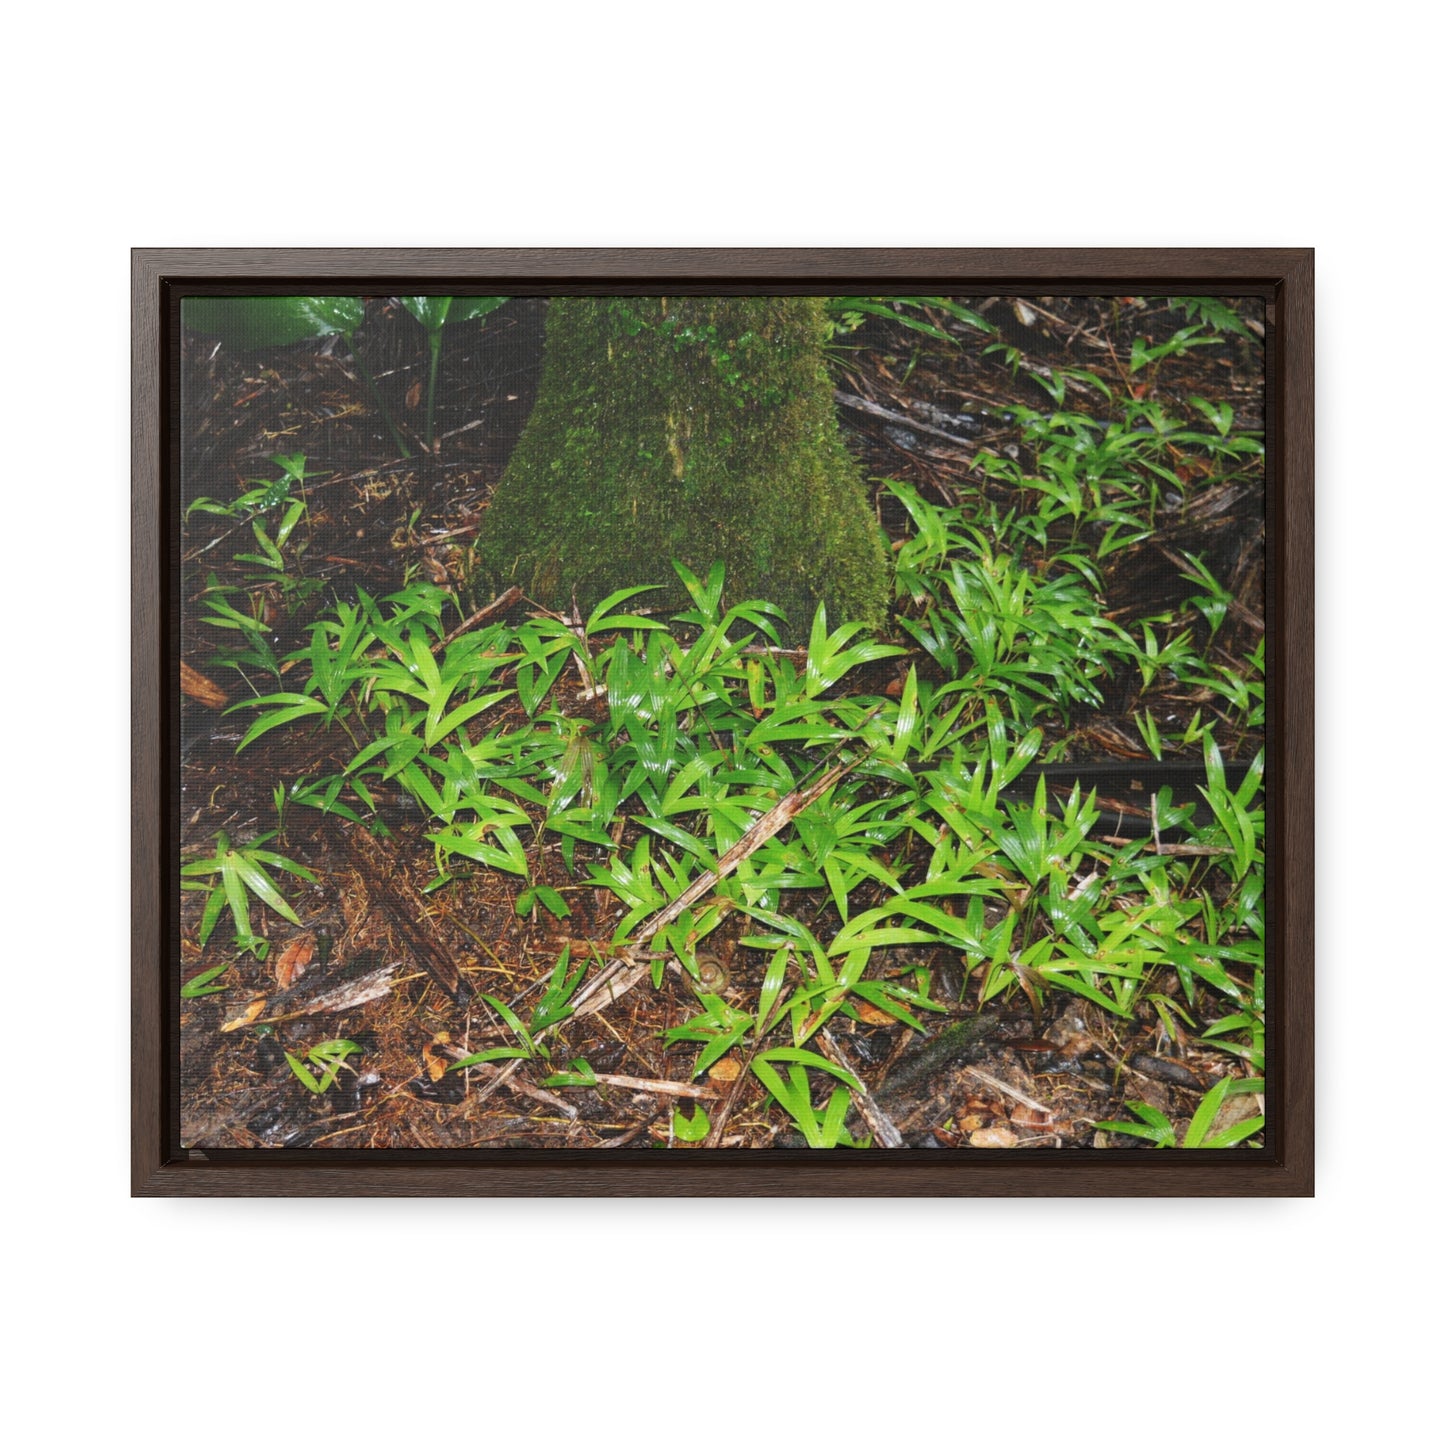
[132,248,1313,1195]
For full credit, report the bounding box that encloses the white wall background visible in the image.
[2,2,1431,1438]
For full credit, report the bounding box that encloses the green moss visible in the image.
[476,297,890,639]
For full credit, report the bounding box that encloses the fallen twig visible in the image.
[703,1042,762,1148]
[219,960,401,1032]
[592,1074,716,1100]
[568,746,871,1021]
[469,717,883,1116]
[963,1065,1054,1121]
[446,1052,577,1118]
[343,827,468,1001]
[833,389,977,450]
[439,584,524,648]
[819,1028,904,1148]
[596,1118,659,1149]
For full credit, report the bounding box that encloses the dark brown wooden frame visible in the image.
[133,248,1313,1196]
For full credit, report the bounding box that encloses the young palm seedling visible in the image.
[1128,324,1222,376]
[199,580,285,682]
[181,829,317,959]
[399,296,510,452]
[197,452,1268,1148]
[285,1038,363,1095]
[180,962,231,999]
[1166,296,1258,339]
[449,945,594,1074]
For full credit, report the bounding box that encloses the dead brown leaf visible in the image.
[1010,1104,1054,1131]
[180,660,229,710]
[219,997,267,1033]
[273,934,315,990]
[422,1033,453,1082]
[423,550,451,586]
[854,1000,895,1027]
[969,1126,1019,1148]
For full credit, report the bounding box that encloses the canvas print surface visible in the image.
[178,293,1266,1150]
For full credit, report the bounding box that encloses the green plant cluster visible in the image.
[890,482,1138,724]
[972,392,1262,541]
[196,524,1263,1142]
[183,298,1266,1143]
[190,452,327,678]
[181,828,317,960]
[821,296,993,343]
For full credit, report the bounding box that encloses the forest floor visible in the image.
[177,293,1266,1151]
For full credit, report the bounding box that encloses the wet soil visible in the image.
[178,294,1265,1150]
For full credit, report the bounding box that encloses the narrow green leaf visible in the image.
[755,1047,860,1092]
[285,1052,326,1093]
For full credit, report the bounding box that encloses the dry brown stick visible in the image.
[568,749,869,1021]
[181,660,230,710]
[818,1027,904,1149]
[438,584,524,648]
[703,1042,763,1148]
[592,1074,716,1100]
[596,1118,659,1149]
[218,962,401,1032]
[471,723,881,1112]
[343,827,466,1000]
[1015,299,1114,347]
[385,525,483,550]
[453,1056,577,1118]
[963,1065,1054,1121]
[434,417,489,444]
[833,389,977,449]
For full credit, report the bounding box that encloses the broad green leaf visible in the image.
[1182,1078,1232,1147]
[692,1020,752,1078]
[586,584,666,635]
[448,297,510,324]
[479,993,533,1047]
[234,698,330,752]
[1203,1115,1265,1148]
[756,948,791,1038]
[196,881,228,949]
[672,1105,710,1141]
[184,296,365,350]
[543,1059,599,1088]
[403,296,509,331]
[1184,1077,1263,1148]
[400,296,453,331]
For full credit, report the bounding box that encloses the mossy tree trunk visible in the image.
[476,297,890,639]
